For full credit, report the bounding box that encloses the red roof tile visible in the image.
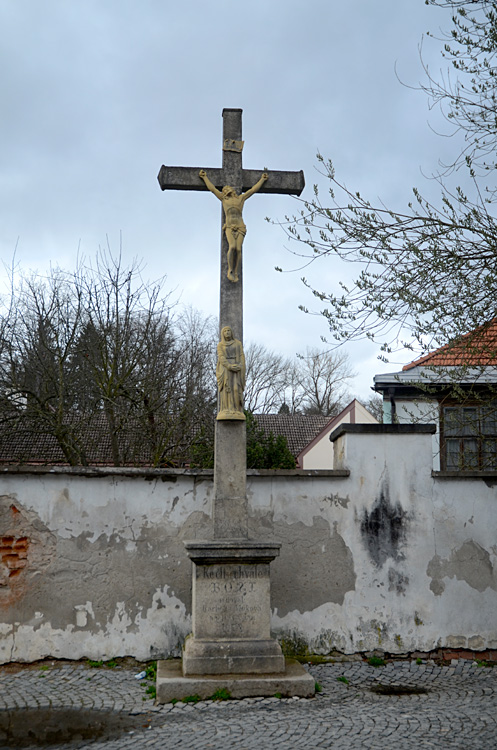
[403,319,497,371]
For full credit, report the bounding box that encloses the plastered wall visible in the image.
[1,428,496,663]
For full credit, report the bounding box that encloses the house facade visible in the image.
[255,400,378,470]
[374,322,497,472]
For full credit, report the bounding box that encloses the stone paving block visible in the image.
[0,660,496,748]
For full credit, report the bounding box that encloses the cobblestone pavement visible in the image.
[1,658,496,749]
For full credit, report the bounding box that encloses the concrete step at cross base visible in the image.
[156,658,315,703]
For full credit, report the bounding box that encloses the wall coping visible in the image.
[433,470,497,481]
[329,423,437,443]
[0,465,349,479]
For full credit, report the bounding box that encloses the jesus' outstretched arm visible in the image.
[199,170,223,200]
[241,172,268,204]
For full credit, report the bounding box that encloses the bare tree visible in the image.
[0,251,219,467]
[295,348,355,416]
[0,269,88,464]
[277,2,497,364]
[75,249,177,465]
[360,393,383,423]
[244,343,292,414]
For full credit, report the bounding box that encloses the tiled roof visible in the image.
[402,319,497,372]
[253,414,333,458]
[0,413,193,467]
[0,412,335,466]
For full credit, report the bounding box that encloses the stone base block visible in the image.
[182,637,285,675]
[156,658,315,703]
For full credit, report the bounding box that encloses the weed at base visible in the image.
[145,662,157,680]
[140,661,158,701]
[86,659,118,669]
[337,675,349,684]
[145,685,157,700]
[368,656,386,667]
[314,682,322,693]
[209,688,231,701]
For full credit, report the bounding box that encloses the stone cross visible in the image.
[158,109,304,539]
[156,110,314,693]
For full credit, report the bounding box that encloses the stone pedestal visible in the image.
[155,538,315,701]
[182,541,285,675]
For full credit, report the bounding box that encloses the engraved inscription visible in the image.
[193,562,271,639]
[209,580,255,594]
[197,564,269,580]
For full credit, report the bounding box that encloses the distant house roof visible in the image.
[296,400,377,467]
[254,401,378,469]
[0,414,190,467]
[253,414,332,459]
[374,320,497,396]
[0,406,376,469]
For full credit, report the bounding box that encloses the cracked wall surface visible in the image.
[1,428,496,663]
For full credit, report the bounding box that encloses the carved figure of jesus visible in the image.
[199,169,268,282]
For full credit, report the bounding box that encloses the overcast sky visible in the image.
[0,0,453,399]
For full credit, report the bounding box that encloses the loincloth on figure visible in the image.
[223,223,247,239]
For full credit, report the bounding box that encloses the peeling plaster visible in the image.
[427,540,497,595]
[1,585,190,663]
[271,517,355,616]
[0,495,56,610]
[1,496,212,655]
[326,493,350,509]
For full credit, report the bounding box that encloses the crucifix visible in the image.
[158,108,304,344]
[156,110,314,693]
[158,108,304,540]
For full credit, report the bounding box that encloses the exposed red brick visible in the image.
[10,505,20,514]
[1,537,14,545]
[4,555,27,569]
[13,537,29,548]
[447,649,476,660]
[8,569,22,578]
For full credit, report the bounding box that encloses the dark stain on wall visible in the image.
[388,567,409,596]
[360,481,407,567]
